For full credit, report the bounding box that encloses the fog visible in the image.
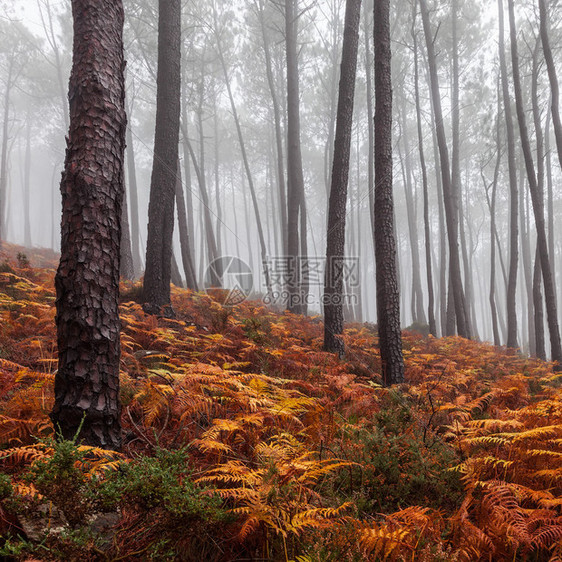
[2,0,562,358]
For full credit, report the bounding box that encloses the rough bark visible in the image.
[142,0,181,313]
[374,0,404,386]
[51,0,126,450]
[323,0,362,356]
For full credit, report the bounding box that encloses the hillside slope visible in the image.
[0,247,561,560]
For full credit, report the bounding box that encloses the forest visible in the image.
[1,0,562,560]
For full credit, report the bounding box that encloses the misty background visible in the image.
[1,0,561,357]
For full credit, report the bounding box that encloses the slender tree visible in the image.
[285,0,308,315]
[539,0,562,172]
[51,0,126,449]
[142,0,182,313]
[374,0,404,385]
[412,11,435,336]
[497,0,519,349]
[507,0,562,365]
[419,0,470,339]
[323,0,362,356]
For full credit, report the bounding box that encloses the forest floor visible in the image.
[0,243,561,561]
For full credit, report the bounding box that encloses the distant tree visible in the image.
[419,0,470,339]
[323,0,362,356]
[497,0,519,350]
[51,0,126,450]
[0,20,34,243]
[142,0,182,313]
[373,0,404,385]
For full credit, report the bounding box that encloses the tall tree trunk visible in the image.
[214,13,272,297]
[175,160,198,291]
[520,167,536,355]
[185,130,221,287]
[450,0,473,339]
[323,0,362,356]
[51,0,126,450]
[256,0,288,256]
[497,0,519,349]
[23,106,32,248]
[120,188,134,280]
[125,103,142,276]
[374,0,404,385]
[0,56,13,243]
[400,101,426,325]
[507,0,562,365]
[37,0,69,131]
[181,92,196,262]
[483,164,501,346]
[212,85,223,258]
[533,244,546,359]
[539,0,562,174]
[545,107,555,287]
[412,15,436,337]
[285,0,307,314]
[364,0,375,237]
[419,0,470,339]
[142,0,181,313]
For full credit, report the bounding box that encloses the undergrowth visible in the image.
[0,244,561,560]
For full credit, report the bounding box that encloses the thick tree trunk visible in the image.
[507,0,562,366]
[142,0,181,313]
[51,0,126,450]
[323,0,362,356]
[419,0,470,339]
[374,0,404,386]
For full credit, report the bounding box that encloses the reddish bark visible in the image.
[51,0,126,450]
